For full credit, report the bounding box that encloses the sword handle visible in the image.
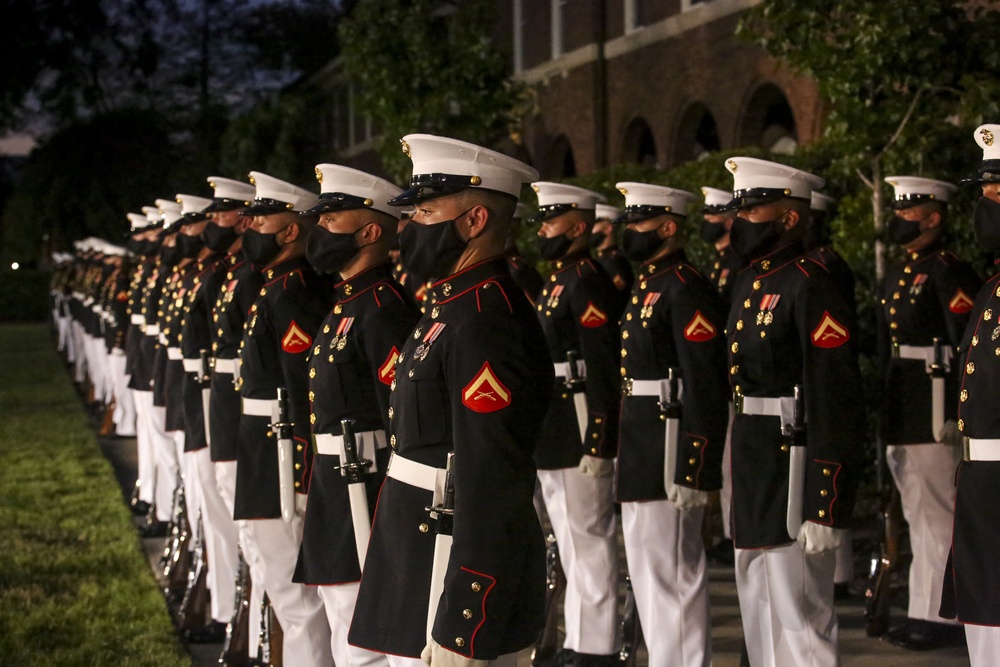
[564,350,585,391]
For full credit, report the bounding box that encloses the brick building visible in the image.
[310,0,823,179]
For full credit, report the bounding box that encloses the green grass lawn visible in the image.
[0,323,190,666]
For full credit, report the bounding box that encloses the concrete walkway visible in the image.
[96,430,970,667]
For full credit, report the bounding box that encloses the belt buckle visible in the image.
[621,377,633,396]
[963,436,971,462]
[733,391,744,415]
[891,343,901,359]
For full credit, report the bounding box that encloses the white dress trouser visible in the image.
[245,507,333,667]
[886,443,961,623]
[387,651,521,667]
[621,500,710,667]
[537,467,619,655]
[134,391,176,517]
[109,350,136,436]
[965,624,1000,667]
[131,389,157,504]
[721,402,734,540]
[318,584,389,667]
[735,541,838,667]
[178,434,203,546]
[190,447,238,622]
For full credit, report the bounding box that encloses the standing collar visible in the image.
[429,256,509,302]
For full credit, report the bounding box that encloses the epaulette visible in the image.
[474,278,514,314]
[372,281,405,308]
[575,258,598,278]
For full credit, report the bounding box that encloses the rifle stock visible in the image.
[220,554,250,667]
[531,533,566,666]
[617,575,641,666]
[864,416,902,637]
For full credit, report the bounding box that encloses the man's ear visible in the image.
[925,209,942,230]
[466,204,490,240]
[358,221,382,245]
[283,220,302,243]
[656,218,677,240]
[782,209,800,231]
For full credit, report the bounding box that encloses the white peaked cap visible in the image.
[883,176,957,207]
[701,186,732,210]
[616,182,696,212]
[724,157,824,204]
[811,192,836,212]
[156,199,183,227]
[309,164,403,218]
[975,125,1000,161]
[127,213,150,230]
[175,194,213,216]
[245,171,318,214]
[393,133,539,204]
[595,203,622,221]
[530,181,606,211]
[207,176,256,204]
[143,206,161,224]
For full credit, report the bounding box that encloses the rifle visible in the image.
[162,477,191,602]
[178,511,210,632]
[259,593,283,667]
[531,533,566,666]
[617,575,642,666]
[219,553,251,667]
[864,420,903,637]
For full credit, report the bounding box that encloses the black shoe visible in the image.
[131,499,151,516]
[885,619,965,650]
[138,520,168,538]
[184,620,227,644]
[707,538,735,566]
[572,653,617,667]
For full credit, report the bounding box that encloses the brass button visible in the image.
[390,435,396,446]
[294,481,300,488]
[309,414,316,424]
[730,365,739,375]
[692,441,701,448]
[987,309,995,321]
[308,391,315,402]
[388,407,394,419]
[431,306,440,318]
[744,298,751,308]
[626,313,632,321]
[961,389,968,402]
[973,335,980,347]
[419,523,429,533]
[309,368,316,378]
[959,419,965,431]
[736,320,744,330]
[622,331,629,340]
[760,331,767,339]
[471,582,481,592]
[731,342,739,353]
[297,444,303,452]
[820,489,828,497]
[409,369,415,378]
[818,510,826,518]
[688,458,697,465]
[462,609,473,619]
[294,463,301,470]
[685,475,693,482]
[904,266,912,274]
[455,638,465,648]
[967,362,976,375]
[823,468,832,476]
[753,280,761,290]
[632,296,639,304]
[595,417,603,424]
[898,279,905,287]
[334,305,343,314]
[780,444,789,452]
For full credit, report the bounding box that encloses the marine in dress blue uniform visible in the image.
[531,181,621,667]
[877,176,979,650]
[591,203,634,313]
[234,171,336,667]
[723,157,866,667]
[348,134,553,667]
[941,124,1000,665]
[614,182,729,667]
[292,163,418,667]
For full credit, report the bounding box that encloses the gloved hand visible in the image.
[421,639,488,667]
[796,521,846,554]
[937,419,963,447]
[668,484,710,510]
[578,454,615,478]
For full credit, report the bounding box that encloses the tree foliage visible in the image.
[338,0,529,182]
[738,0,1000,280]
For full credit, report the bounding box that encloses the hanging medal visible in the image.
[414,322,447,361]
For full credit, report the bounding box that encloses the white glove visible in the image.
[668,484,710,510]
[578,454,615,477]
[421,639,488,667]
[937,419,963,447]
[796,521,846,554]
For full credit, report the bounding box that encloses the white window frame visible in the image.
[551,0,566,59]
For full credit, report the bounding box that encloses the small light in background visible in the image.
[10,262,19,270]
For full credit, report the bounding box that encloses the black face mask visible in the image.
[242,227,285,266]
[126,238,140,254]
[307,225,360,275]
[589,230,608,249]
[176,233,204,259]
[160,244,182,266]
[203,222,239,253]
[699,220,727,244]
[729,215,785,263]
[621,228,663,263]
[973,196,1000,252]
[399,209,471,281]
[538,233,573,260]
[887,214,923,246]
[803,213,828,250]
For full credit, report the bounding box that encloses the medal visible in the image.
[414,322,447,362]
[331,317,355,352]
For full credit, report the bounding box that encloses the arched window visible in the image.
[622,117,657,167]
[544,135,576,178]
[738,83,798,154]
[672,102,720,164]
